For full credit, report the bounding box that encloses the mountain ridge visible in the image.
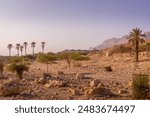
[91,32,150,50]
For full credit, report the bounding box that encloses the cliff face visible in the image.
[93,32,150,50]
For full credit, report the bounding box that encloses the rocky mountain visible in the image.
[92,32,150,50]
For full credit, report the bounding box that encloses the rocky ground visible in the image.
[0,51,150,100]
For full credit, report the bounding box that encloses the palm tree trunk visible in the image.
[42,47,44,53]
[135,42,139,62]
[9,49,11,57]
[32,47,34,57]
[25,47,27,56]
[17,50,19,56]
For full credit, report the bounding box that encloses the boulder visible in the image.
[90,79,101,87]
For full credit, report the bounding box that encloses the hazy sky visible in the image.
[0,0,150,56]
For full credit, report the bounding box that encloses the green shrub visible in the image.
[7,56,29,79]
[7,63,29,79]
[109,44,132,56]
[132,74,149,99]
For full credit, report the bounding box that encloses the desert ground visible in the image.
[0,50,150,100]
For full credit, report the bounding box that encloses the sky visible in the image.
[0,0,150,56]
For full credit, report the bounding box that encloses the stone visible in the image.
[104,66,112,72]
[118,89,127,94]
[35,77,47,84]
[76,73,85,79]
[127,81,132,88]
[44,80,66,88]
[86,87,112,96]
[69,88,79,96]
[56,71,64,75]
[90,79,101,87]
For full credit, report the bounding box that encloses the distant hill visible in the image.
[91,32,150,50]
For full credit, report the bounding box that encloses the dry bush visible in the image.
[132,74,149,99]
[0,61,4,74]
[108,44,132,56]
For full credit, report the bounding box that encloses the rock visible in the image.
[43,73,52,78]
[118,89,127,94]
[86,87,112,96]
[76,73,85,79]
[35,77,47,84]
[127,81,132,88]
[104,66,112,72]
[0,80,20,96]
[44,83,51,88]
[44,80,66,88]
[56,71,64,75]
[90,79,101,87]
[69,88,79,96]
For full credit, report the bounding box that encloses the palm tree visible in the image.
[128,28,145,62]
[16,43,20,56]
[7,44,13,57]
[41,42,46,53]
[31,42,36,57]
[20,46,24,56]
[23,42,28,56]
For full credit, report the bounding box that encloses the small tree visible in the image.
[71,52,90,67]
[7,57,29,79]
[59,52,72,68]
[31,42,36,57]
[16,43,20,56]
[23,42,28,56]
[128,28,145,62]
[41,42,46,53]
[20,46,24,56]
[59,51,90,68]
[37,53,57,73]
[7,44,13,57]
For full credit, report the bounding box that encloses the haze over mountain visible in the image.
[91,32,150,50]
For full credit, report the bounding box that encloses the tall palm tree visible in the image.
[41,42,46,53]
[23,42,28,56]
[7,44,13,57]
[128,28,145,62]
[20,46,24,56]
[16,43,20,56]
[31,42,36,57]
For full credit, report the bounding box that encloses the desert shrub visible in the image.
[7,57,29,79]
[58,51,90,68]
[132,74,149,99]
[37,53,57,73]
[7,63,29,79]
[58,52,73,68]
[108,44,132,56]
[71,52,90,61]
